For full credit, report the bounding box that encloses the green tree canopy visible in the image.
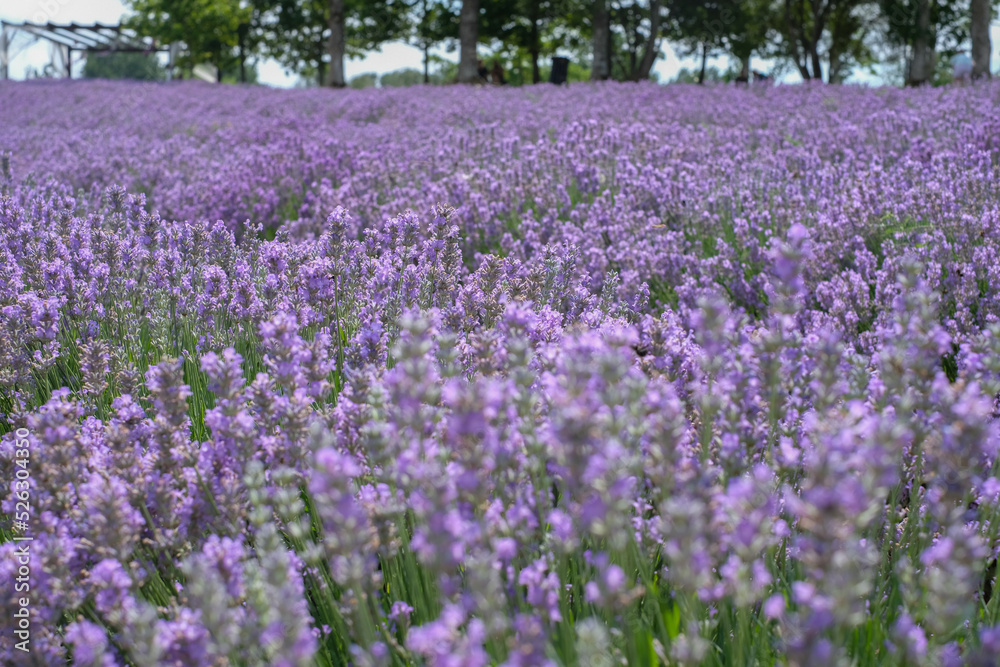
[348,71,379,87]
[252,0,411,86]
[124,0,254,80]
[82,51,166,81]
[380,67,437,85]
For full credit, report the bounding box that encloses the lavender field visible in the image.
[2,79,1000,666]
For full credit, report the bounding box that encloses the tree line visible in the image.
[124,0,995,86]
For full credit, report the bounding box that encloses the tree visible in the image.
[478,0,575,84]
[381,67,434,85]
[458,0,480,82]
[253,0,328,85]
[348,71,379,87]
[633,0,662,79]
[221,57,260,82]
[912,0,933,83]
[327,0,346,86]
[670,64,727,82]
[880,0,940,85]
[877,0,977,85]
[125,0,254,81]
[253,0,410,87]
[778,0,876,82]
[971,0,992,79]
[667,0,729,82]
[725,0,775,79]
[400,0,469,83]
[826,0,879,82]
[608,0,664,81]
[593,0,611,79]
[667,0,772,83]
[408,0,449,82]
[412,0,433,82]
[559,0,665,82]
[82,51,166,80]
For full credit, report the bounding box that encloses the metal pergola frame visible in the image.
[0,21,175,80]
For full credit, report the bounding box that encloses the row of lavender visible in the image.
[5,81,1000,338]
[0,81,999,665]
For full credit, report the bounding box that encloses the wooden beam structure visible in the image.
[0,21,172,80]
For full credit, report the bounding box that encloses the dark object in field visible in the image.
[491,60,506,85]
[550,57,569,85]
[477,59,489,84]
[984,558,998,605]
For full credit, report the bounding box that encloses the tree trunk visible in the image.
[634,0,661,81]
[592,0,610,80]
[971,0,992,79]
[785,0,812,80]
[421,0,430,84]
[738,55,750,83]
[458,0,480,83]
[698,42,708,84]
[829,55,849,83]
[238,28,247,83]
[811,0,830,81]
[238,22,250,83]
[530,10,541,84]
[907,0,933,85]
[828,50,846,83]
[325,0,346,87]
[809,44,823,81]
[795,34,813,79]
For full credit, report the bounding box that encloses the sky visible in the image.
[2,0,998,86]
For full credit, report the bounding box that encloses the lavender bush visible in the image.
[2,79,1000,666]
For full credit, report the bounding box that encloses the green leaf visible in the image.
[664,602,681,639]
[648,632,660,667]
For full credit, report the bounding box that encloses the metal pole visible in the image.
[1,24,8,80]
[166,42,178,81]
